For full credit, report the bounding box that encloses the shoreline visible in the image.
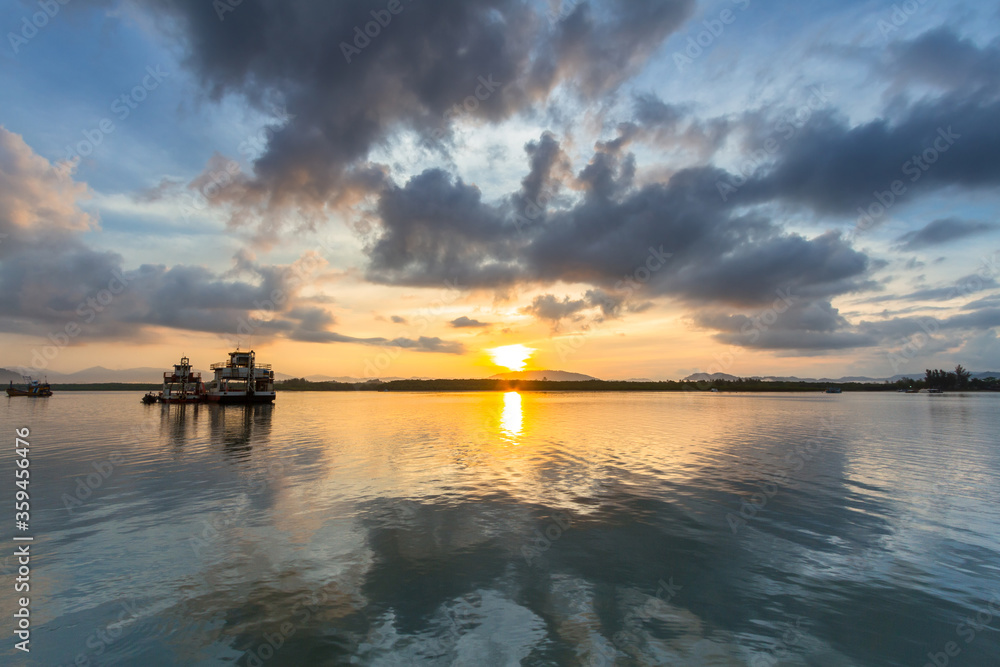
[32,379,1000,393]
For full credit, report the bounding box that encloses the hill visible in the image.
[489,370,597,381]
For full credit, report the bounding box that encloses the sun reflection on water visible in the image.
[500,391,523,441]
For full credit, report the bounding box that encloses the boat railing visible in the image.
[211,361,271,370]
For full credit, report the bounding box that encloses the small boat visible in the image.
[6,376,52,397]
[905,388,919,394]
[141,392,159,404]
[160,356,207,404]
[926,388,944,394]
[825,387,842,394]
[206,349,276,404]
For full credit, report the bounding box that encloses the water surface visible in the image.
[2,391,999,665]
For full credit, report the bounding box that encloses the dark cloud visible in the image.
[363,133,874,347]
[521,294,588,324]
[717,30,1000,219]
[520,288,636,327]
[895,217,997,250]
[119,0,693,231]
[884,28,1000,95]
[449,316,491,328]
[366,168,522,287]
[738,92,1000,215]
[390,315,408,324]
[694,301,878,351]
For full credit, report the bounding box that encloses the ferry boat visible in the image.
[6,376,52,397]
[206,349,275,404]
[160,356,207,404]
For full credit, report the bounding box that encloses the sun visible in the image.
[488,344,534,372]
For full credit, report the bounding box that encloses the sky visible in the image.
[1,0,999,380]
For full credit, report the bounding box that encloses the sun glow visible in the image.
[488,344,534,371]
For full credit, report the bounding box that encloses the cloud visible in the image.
[738,93,1000,215]
[694,301,879,351]
[521,294,588,324]
[520,288,642,327]
[390,315,408,324]
[123,0,694,236]
[895,217,997,250]
[0,128,466,356]
[883,28,1000,95]
[365,136,872,305]
[0,127,94,233]
[289,330,464,354]
[449,316,491,328]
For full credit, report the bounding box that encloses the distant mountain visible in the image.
[684,371,999,383]
[56,366,174,383]
[0,368,26,383]
[489,370,598,381]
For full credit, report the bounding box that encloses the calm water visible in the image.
[2,391,999,666]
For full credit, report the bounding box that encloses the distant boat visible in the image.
[926,388,944,394]
[141,392,159,404]
[825,387,842,394]
[160,356,207,404]
[6,376,52,397]
[206,349,276,404]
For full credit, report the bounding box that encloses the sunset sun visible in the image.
[488,344,534,372]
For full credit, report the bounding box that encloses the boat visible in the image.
[825,387,842,394]
[141,392,159,404]
[6,376,52,397]
[160,356,207,404]
[206,349,275,404]
[926,388,944,394]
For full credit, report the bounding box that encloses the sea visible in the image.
[1,391,998,666]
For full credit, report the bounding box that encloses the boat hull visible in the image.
[6,388,52,397]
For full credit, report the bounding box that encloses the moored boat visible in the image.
[6,376,52,397]
[160,356,207,404]
[206,349,275,404]
[825,387,842,394]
